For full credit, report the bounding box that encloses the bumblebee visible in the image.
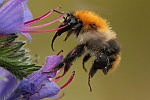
[51,10,121,91]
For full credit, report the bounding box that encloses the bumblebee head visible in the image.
[51,12,83,51]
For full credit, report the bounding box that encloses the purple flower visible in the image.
[0,0,75,99]
[0,0,66,42]
[0,54,75,100]
[0,67,19,100]
[7,55,63,100]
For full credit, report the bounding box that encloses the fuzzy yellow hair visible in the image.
[74,10,109,31]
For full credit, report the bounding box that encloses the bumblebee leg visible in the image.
[88,64,98,92]
[82,53,91,72]
[89,54,110,77]
[62,44,85,73]
[89,49,120,76]
[88,54,110,92]
[89,61,98,78]
[54,44,85,78]
[88,75,92,92]
[63,44,85,63]
[64,23,82,41]
[55,63,72,80]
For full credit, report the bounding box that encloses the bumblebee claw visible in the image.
[102,67,108,75]
[82,54,91,72]
[51,33,59,51]
[64,31,72,41]
[88,75,92,92]
[57,50,63,55]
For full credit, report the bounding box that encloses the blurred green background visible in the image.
[20,0,150,100]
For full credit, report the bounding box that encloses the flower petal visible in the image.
[27,55,63,87]
[22,32,32,42]
[23,3,32,22]
[7,78,37,100]
[0,0,28,34]
[29,80,60,100]
[0,0,4,7]
[0,67,18,100]
[42,55,63,77]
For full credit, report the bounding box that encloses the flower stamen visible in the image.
[24,6,62,26]
[23,14,64,30]
[22,6,69,34]
[22,24,68,33]
[60,71,75,90]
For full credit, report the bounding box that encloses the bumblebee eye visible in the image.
[62,14,77,26]
[64,16,68,22]
[63,13,71,22]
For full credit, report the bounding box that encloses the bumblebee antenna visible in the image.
[53,9,64,14]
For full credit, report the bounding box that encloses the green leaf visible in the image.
[0,34,41,80]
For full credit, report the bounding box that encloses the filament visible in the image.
[60,71,75,90]
[22,24,68,33]
[24,6,61,25]
[24,14,64,30]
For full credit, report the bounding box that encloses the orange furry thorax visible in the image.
[74,10,109,31]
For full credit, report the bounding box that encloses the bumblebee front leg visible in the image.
[63,44,85,63]
[54,44,85,78]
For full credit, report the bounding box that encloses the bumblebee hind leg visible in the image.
[82,53,91,72]
[88,54,110,92]
[89,54,108,78]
